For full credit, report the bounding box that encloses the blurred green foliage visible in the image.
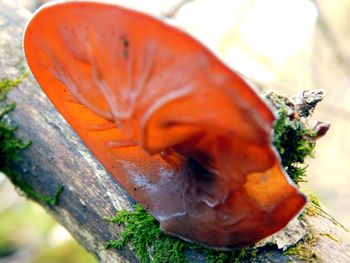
[0,197,96,262]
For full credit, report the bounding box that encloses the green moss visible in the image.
[105,204,187,263]
[0,74,31,173]
[0,72,28,100]
[105,204,257,263]
[270,93,316,183]
[0,74,63,206]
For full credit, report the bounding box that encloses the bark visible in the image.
[1,1,349,262]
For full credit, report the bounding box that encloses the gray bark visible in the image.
[1,1,349,262]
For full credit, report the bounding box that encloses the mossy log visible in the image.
[1,1,349,262]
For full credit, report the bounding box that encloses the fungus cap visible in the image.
[24,0,306,249]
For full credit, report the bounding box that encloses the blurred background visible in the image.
[1,0,349,262]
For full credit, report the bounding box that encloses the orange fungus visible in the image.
[24,1,306,249]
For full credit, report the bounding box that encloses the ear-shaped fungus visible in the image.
[24,1,306,249]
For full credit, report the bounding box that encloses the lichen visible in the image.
[0,74,63,206]
[283,232,319,263]
[301,191,349,232]
[285,191,342,262]
[283,206,320,262]
[105,91,321,262]
[320,233,339,242]
[302,193,322,218]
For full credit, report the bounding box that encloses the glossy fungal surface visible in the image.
[24,1,306,249]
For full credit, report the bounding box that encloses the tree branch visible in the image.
[1,1,349,262]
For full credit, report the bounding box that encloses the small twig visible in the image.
[290,89,325,118]
[163,0,195,18]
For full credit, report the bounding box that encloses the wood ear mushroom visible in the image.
[24,1,306,249]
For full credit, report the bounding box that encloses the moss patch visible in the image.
[105,204,257,263]
[0,74,63,205]
[285,191,346,261]
[269,92,316,183]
